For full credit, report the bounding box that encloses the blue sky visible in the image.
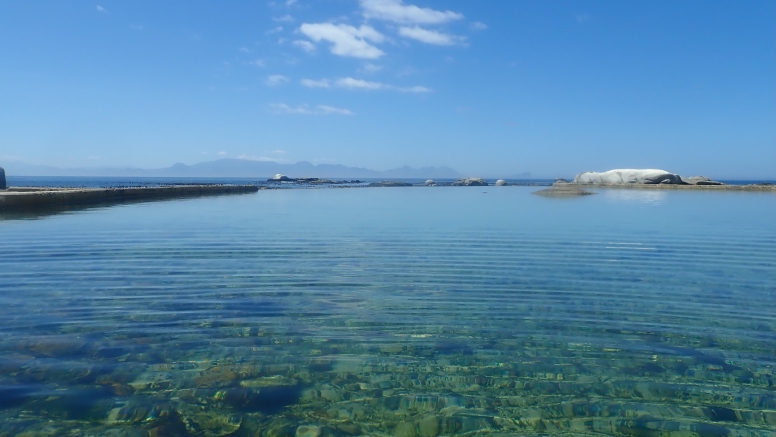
[0,0,773,178]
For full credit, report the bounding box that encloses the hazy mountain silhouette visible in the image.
[3,159,463,179]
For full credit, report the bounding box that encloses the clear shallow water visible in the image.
[0,187,774,437]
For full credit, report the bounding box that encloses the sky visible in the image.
[0,0,773,179]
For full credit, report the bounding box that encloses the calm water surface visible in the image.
[0,188,774,437]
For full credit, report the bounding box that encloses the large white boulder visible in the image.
[573,169,685,185]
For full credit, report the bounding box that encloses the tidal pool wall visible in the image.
[0,184,259,212]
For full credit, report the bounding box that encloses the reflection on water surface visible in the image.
[0,188,774,436]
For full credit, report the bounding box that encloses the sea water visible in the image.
[0,187,774,436]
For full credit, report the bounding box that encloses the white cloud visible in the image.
[239,47,250,53]
[249,59,265,67]
[266,26,284,34]
[470,21,488,30]
[266,75,289,86]
[218,151,228,156]
[360,0,463,24]
[335,77,385,90]
[272,150,287,154]
[95,5,107,12]
[299,23,385,59]
[398,26,462,45]
[274,14,294,22]
[269,103,354,115]
[293,40,316,53]
[286,0,297,5]
[301,78,331,88]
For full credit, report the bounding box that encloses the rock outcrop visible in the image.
[683,176,724,186]
[0,166,5,190]
[495,180,508,186]
[573,169,685,185]
[452,178,488,186]
[269,174,294,182]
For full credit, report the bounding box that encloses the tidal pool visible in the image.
[0,187,774,436]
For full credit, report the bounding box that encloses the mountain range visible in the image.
[2,159,471,179]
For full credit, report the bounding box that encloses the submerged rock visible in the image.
[179,409,242,437]
[533,186,595,197]
[296,425,321,437]
[452,178,487,186]
[573,169,685,185]
[368,181,413,187]
[494,180,508,186]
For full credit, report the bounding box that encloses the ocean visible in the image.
[0,186,774,436]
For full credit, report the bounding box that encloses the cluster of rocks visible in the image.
[451,178,487,186]
[572,169,723,186]
[268,174,362,185]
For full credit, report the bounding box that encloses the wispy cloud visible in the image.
[335,77,386,90]
[239,47,250,53]
[266,75,289,86]
[576,13,591,23]
[218,151,228,156]
[318,105,356,115]
[398,26,463,46]
[470,21,488,31]
[269,103,354,115]
[286,0,297,5]
[248,59,265,67]
[266,26,284,34]
[301,78,331,88]
[360,0,463,24]
[293,40,316,53]
[273,14,294,22]
[299,23,385,59]
[360,62,383,74]
[272,149,286,154]
[237,154,283,162]
[397,85,431,93]
[300,77,431,93]
[95,5,107,13]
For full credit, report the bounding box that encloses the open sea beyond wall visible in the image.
[0,187,774,437]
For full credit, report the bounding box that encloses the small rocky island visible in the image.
[568,169,773,191]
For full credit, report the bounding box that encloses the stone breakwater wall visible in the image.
[0,185,259,211]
